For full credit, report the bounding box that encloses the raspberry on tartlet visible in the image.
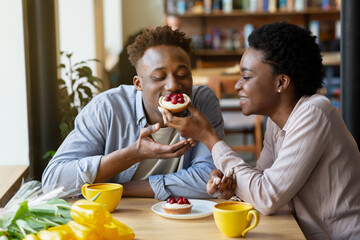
[158,93,191,113]
[162,196,193,214]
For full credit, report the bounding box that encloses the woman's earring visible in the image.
[278,89,281,93]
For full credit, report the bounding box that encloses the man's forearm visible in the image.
[95,143,140,182]
[121,180,155,197]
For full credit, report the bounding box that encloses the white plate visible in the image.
[151,199,216,219]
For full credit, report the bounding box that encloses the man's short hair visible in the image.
[127,25,192,67]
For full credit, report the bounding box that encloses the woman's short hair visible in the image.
[127,25,192,67]
[248,22,323,98]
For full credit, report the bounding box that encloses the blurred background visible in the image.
[1,0,358,181]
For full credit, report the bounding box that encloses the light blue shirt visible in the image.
[42,85,224,200]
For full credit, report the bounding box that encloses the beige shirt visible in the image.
[132,127,182,180]
[212,94,360,239]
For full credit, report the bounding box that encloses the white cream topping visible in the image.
[163,203,192,209]
[159,94,190,110]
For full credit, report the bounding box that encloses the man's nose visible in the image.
[165,76,181,91]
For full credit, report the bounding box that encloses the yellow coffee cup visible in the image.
[81,183,123,213]
[213,201,259,238]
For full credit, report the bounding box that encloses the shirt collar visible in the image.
[135,90,147,127]
[282,95,310,132]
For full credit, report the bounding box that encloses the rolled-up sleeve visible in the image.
[42,99,107,197]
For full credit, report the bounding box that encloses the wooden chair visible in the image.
[207,76,263,160]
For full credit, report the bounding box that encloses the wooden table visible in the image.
[112,198,305,240]
[0,165,29,207]
[0,174,304,239]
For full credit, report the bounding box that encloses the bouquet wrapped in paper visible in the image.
[0,181,135,240]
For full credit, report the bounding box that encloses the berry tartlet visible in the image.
[162,196,192,214]
[158,93,191,113]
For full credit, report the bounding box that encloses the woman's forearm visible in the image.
[200,127,222,152]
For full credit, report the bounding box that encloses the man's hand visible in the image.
[95,123,195,183]
[134,123,196,160]
[207,169,236,200]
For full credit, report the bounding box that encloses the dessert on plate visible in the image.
[162,196,192,214]
[158,93,191,113]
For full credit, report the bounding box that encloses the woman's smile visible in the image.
[238,96,248,107]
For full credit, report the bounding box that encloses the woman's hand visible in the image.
[207,169,236,200]
[134,123,196,160]
[158,105,221,150]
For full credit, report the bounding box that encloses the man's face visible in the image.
[134,45,193,125]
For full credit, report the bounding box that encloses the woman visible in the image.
[159,22,360,239]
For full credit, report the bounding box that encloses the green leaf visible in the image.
[90,192,102,201]
[92,76,103,83]
[73,60,87,67]
[42,151,56,160]
[45,199,72,209]
[69,92,75,103]
[16,219,37,235]
[57,209,71,219]
[82,86,93,98]
[76,66,92,78]
[59,122,68,133]
[58,79,66,85]
[23,216,48,230]
[29,205,56,216]
[39,215,70,225]
[35,216,60,227]
[10,201,30,226]
[5,225,24,240]
[90,58,101,63]
[78,91,84,105]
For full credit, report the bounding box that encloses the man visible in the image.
[42,25,224,200]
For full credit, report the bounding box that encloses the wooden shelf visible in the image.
[173,8,340,18]
[165,0,340,68]
[195,49,246,56]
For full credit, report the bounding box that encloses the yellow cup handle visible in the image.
[81,183,90,199]
[242,209,260,237]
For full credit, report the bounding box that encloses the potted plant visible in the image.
[43,52,103,159]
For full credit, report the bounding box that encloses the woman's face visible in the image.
[134,45,192,125]
[235,48,280,116]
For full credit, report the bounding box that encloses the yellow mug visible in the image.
[213,201,260,238]
[81,183,123,213]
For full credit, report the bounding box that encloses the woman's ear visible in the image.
[277,75,291,93]
[134,75,143,91]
